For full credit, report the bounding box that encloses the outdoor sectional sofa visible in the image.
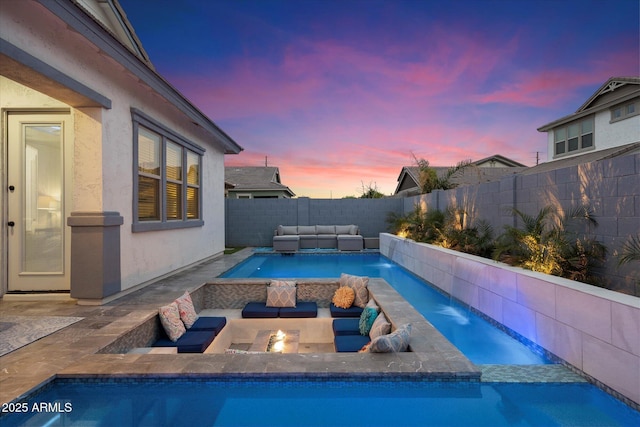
[154,316,227,353]
[273,225,364,251]
[241,301,318,318]
[101,277,413,355]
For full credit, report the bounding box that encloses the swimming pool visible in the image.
[3,378,639,427]
[221,253,551,365]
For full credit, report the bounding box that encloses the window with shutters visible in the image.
[132,109,204,232]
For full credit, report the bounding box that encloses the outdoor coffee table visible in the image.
[249,330,300,353]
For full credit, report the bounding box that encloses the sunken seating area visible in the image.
[98,276,414,356]
[241,280,319,318]
[328,273,411,353]
[273,225,364,251]
[153,291,227,353]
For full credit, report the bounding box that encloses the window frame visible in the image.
[553,116,595,158]
[132,108,204,232]
[610,99,639,123]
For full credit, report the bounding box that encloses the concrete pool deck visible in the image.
[0,248,585,406]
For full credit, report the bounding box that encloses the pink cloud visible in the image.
[473,46,638,108]
[168,23,522,126]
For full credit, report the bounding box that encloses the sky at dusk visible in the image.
[119,0,639,198]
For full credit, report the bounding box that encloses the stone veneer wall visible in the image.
[97,313,160,354]
[203,279,340,308]
[380,233,640,407]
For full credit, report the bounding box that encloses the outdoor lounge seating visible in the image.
[241,280,318,318]
[153,291,227,353]
[329,302,363,318]
[155,329,217,353]
[241,301,318,318]
[273,225,364,251]
[154,317,227,353]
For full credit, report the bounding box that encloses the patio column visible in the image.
[67,211,123,304]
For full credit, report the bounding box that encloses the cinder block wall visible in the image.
[225,197,403,247]
[405,152,639,294]
[226,152,639,293]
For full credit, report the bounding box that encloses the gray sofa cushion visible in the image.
[279,225,298,235]
[316,225,336,234]
[298,225,317,235]
[335,225,352,235]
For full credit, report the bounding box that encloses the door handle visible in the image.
[7,221,15,227]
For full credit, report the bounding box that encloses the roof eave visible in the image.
[40,0,243,155]
[538,78,640,132]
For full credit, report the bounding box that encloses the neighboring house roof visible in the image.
[394,155,527,196]
[519,141,640,175]
[537,77,640,132]
[225,167,296,197]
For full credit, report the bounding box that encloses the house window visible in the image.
[554,117,594,156]
[132,109,204,232]
[611,99,639,123]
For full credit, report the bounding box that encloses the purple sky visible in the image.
[120,0,639,198]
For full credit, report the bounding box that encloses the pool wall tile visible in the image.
[555,286,612,343]
[502,299,538,343]
[451,277,479,309]
[536,313,583,368]
[381,233,640,406]
[485,266,517,301]
[612,301,640,356]
[516,275,556,318]
[453,257,486,286]
[582,335,640,405]
[478,288,503,323]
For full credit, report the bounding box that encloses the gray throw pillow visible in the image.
[369,323,412,353]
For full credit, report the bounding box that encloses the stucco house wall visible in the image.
[540,77,640,162]
[1,0,240,302]
[544,107,640,160]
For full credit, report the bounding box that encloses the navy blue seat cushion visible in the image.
[189,317,227,334]
[334,334,371,352]
[279,302,318,318]
[155,330,215,353]
[332,318,361,336]
[242,302,280,318]
[330,303,363,318]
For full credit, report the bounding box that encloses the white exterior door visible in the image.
[7,112,71,291]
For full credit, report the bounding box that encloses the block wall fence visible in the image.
[225,151,639,294]
[379,233,640,408]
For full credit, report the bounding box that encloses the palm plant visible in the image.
[432,206,494,257]
[412,155,473,194]
[493,205,606,284]
[493,206,561,273]
[616,233,640,266]
[386,204,445,243]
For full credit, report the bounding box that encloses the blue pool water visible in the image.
[221,253,550,365]
[3,378,639,427]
